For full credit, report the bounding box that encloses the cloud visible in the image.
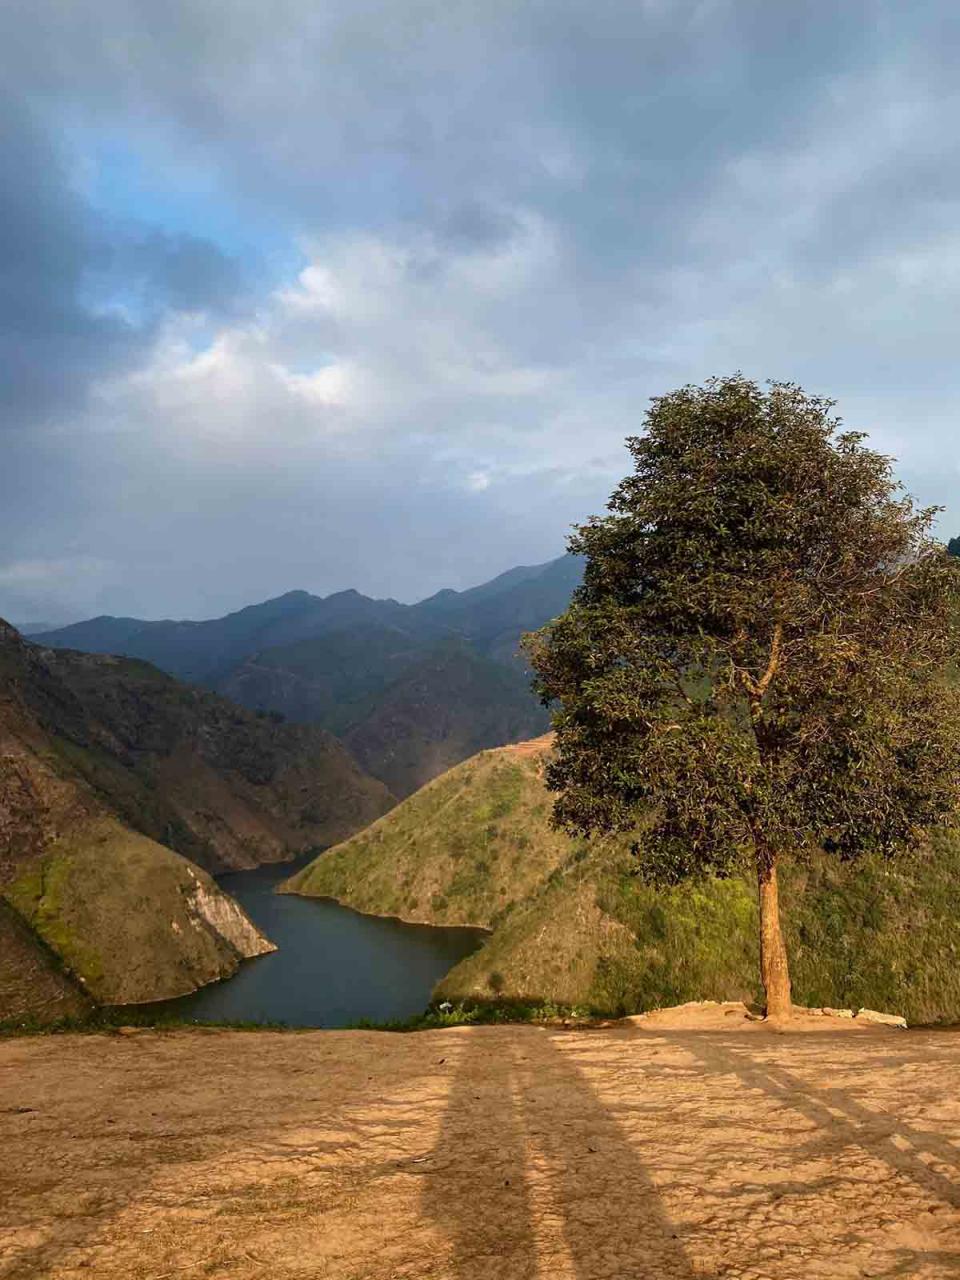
[2,1,960,621]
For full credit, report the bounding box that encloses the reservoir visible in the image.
[145,854,486,1028]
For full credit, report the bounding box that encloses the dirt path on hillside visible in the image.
[2,1021,960,1279]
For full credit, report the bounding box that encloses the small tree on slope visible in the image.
[524,377,960,1019]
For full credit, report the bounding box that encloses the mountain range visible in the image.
[33,554,583,795]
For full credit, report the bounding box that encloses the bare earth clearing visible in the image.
[3,1011,960,1279]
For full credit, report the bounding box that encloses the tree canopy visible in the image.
[525,376,960,1017]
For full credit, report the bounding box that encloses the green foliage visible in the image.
[948,536,960,558]
[0,1010,295,1037]
[351,998,592,1031]
[575,832,960,1023]
[591,865,758,1013]
[526,376,960,879]
[782,832,960,1020]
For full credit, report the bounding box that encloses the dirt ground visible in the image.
[2,1012,960,1279]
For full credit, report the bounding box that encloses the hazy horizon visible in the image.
[4,2,960,623]
[9,548,575,630]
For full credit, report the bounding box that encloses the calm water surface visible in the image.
[147,854,486,1028]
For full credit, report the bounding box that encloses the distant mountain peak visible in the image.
[418,587,458,606]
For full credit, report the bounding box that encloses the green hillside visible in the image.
[7,636,393,874]
[7,817,275,1006]
[0,899,92,1024]
[287,737,960,1025]
[283,736,564,923]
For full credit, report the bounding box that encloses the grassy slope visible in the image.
[290,737,960,1025]
[443,840,960,1024]
[284,737,566,924]
[0,899,92,1023]
[0,623,304,1014]
[6,816,273,1005]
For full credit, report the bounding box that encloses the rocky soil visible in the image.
[2,1016,959,1278]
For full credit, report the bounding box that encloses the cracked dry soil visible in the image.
[2,1017,960,1279]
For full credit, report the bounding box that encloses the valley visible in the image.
[34,554,582,796]
[0,619,391,1017]
[140,854,484,1028]
[0,553,591,1029]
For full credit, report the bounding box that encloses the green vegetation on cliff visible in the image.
[7,817,275,1005]
[0,899,92,1024]
[289,737,960,1024]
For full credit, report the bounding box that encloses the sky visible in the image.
[2,1,960,624]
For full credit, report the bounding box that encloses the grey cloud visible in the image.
[93,228,248,318]
[436,204,523,252]
[0,97,131,429]
[2,1,960,623]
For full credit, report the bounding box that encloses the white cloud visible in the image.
[93,212,573,464]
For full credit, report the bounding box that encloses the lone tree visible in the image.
[525,377,960,1019]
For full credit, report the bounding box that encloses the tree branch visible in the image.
[755,622,783,697]
[739,622,784,701]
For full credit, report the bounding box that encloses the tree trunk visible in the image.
[757,854,792,1020]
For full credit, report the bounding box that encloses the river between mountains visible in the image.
[144,854,486,1028]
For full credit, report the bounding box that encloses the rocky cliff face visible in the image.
[0,620,391,1018]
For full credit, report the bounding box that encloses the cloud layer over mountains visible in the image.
[3,1,959,622]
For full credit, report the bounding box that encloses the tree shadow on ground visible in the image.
[673,1032,960,1210]
[421,1027,699,1279]
[868,1249,960,1278]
